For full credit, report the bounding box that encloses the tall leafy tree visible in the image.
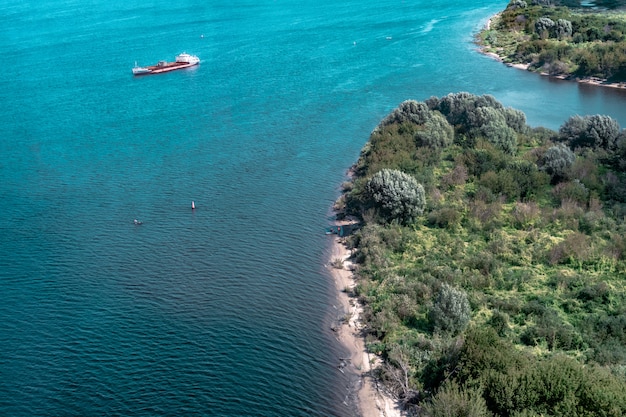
[541,143,576,181]
[365,169,426,225]
[559,114,621,151]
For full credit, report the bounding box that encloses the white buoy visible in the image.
[192,201,196,210]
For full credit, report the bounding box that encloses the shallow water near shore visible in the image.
[2,0,626,415]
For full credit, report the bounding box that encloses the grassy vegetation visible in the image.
[337,93,626,416]
[477,1,626,82]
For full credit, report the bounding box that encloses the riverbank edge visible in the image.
[478,13,626,90]
[327,216,404,417]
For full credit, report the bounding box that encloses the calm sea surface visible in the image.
[2,0,626,415]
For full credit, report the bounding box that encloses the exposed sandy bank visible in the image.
[328,220,403,417]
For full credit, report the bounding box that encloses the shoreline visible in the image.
[327,219,403,417]
[479,15,626,90]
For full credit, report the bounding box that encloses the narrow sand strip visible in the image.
[328,224,403,417]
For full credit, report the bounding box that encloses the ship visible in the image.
[132,53,200,75]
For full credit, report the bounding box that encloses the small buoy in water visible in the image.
[191,201,196,210]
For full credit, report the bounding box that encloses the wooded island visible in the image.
[335,93,626,416]
[477,0,626,85]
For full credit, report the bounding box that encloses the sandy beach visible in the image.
[328,221,404,417]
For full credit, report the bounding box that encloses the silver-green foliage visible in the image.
[559,114,621,151]
[415,112,454,149]
[429,283,471,336]
[365,169,426,225]
[376,100,432,130]
[433,92,501,127]
[504,108,527,133]
[535,17,555,38]
[429,93,527,141]
[469,107,518,154]
[541,143,575,180]
[508,0,527,9]
[556,19,573,39]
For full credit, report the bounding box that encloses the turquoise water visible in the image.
[2,1,626,415]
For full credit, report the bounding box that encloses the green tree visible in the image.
[429,283,471,336]
[378,100,432,129]
[614,130,626,171]
[415,112,454,149]
[535,17,555,39]
[365,169,426,225]
[541,143,575,181]
[508,0,527,10]
[430,92,502,127]
[559,114,621,151]
[586,115,621,151]
[556,19,573,39]
[473,115,518,154]
[504,107,528,133]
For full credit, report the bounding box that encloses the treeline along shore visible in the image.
[477,0,626,88]
[332,92,626,416]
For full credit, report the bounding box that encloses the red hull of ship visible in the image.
[134,61,198,76]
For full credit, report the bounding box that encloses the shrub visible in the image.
[548,231,592,265]
[559,115,588,147]
[511,201,541,229]
[428,207,463,229]
[432,92,482,126]
[559,115,621,151]
[540,143,575,182]
[330,257,344,269]
[431,92,504,129]
[459,145,508,177]
[577,282,610,304]
[456,327,528,383]
[423,381,492,417]
[614,130,626,171]
[520,316,584,350]
[489,310,510,337]
[478,170,520,201]
[477,120,518,154]
[504,107,528,133]
[482,354,626,416]
[415,112,454,149]
[535,17,555,39]
[440,164,469,188]
[552,180,589,206]
[556,18,573,39]
[508,0,527,9]
[377,100,432,129]
[429,283,471,336]
[586,115,621,151]
[365,169,426,225]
